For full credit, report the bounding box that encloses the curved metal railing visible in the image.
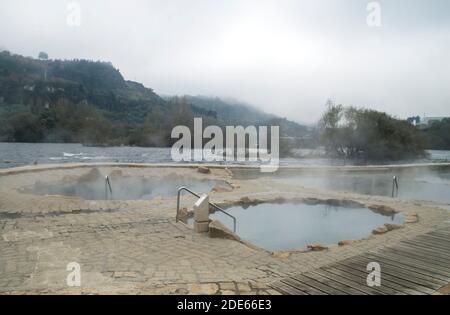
[176,186,237,233]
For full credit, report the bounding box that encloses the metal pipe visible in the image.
[105,175,112,200]
[392,176,399,198]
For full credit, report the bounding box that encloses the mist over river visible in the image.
[0,143,450,169]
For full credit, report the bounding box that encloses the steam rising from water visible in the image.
[26,169,230,200]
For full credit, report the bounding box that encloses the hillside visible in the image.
[0,51,309,149]
[181,96,276,126]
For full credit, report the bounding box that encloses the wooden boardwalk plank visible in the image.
[363,253,449,282]
[281,278,327,295]
[349,255,445,289]
[415,233,450,244]
[368,251,450,278]
[270,227,449,295]
[402,238,450,253]
[310,269,376,295]
[302,271,367,295]
[327,264,411,295]
[382,247,450,269]
[393,243,450,262]
[320,267,392,295]
[406,234,450,245]
[290,274,348,295]
[381,245,450,267]
[429,231,450,239]
[334,260,431,294]
[404,238,450,252]
[270,281,308,295]
[416,234,450,245]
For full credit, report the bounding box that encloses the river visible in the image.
[0,143,449,169]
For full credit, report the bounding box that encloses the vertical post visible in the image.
[105,176,112,200]
[392,176,399,198]
[193,194,210,233]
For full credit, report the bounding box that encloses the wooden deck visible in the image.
[270,226,450,295]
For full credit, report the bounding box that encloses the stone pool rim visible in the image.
[182,195,412,255]
[2,161,450,177]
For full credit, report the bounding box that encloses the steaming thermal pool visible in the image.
[207,202,404,251]
[24,169,231,200]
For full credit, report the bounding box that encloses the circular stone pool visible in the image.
[207,202,404,251]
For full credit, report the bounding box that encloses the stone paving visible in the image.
[0,164,449,295]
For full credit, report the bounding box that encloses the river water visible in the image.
[1,143,449,169]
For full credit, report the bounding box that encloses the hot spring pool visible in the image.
[232,168,450,204]
[207,202,404,251]
[25,169,231,200]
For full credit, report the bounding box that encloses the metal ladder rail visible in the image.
[392,176,399,198]
[105,175,112,200]
[176,187,237,233]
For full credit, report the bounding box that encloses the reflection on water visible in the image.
[209,202,404,251]
[281,169,450,204]
[25,171,229,200]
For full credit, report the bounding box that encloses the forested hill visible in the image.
[0,51,309,147]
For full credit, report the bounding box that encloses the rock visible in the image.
[307,243,328,251]
[369,205,397,215]
[338,240,357,246]
[271,251,291,258]
[175,288,189,295]
[405,212,419,224]
[405,216,419,223]
[209,220,240,241]
[211,185,233,193]
[188,283,219,295]
[240,196,251,204]
[178,207,189,223]
[197,166,211,174]
[384,223,404,231]
[372,226,388,235]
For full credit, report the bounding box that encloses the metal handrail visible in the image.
[105,175,112,200]
[176,186,237,233]
[392,176,399,198]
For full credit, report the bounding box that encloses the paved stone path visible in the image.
[0,164,449,294]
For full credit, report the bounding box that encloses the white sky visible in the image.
[1,0,449,124]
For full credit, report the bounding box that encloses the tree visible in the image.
[6,112,44,142]
[319,105,426,161]
[422,118,450,150]
[38,52,48,60]
[318,100,345,156]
